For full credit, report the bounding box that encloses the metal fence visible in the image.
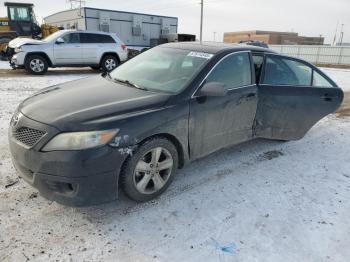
[269,45,350,66]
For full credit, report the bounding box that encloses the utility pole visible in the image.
[333,21,339,46]
[339,24,345,46]
[68,0,86,16]
[200,0,203,43]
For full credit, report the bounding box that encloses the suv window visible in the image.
[262,55,312,86]
[81,33,116,44]
[206,52,252,89]
[61,33,80,44]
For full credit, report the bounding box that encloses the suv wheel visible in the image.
[101,55,119,72]
[25,55,48,75]
[121,138,178,202]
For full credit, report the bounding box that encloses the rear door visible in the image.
[254,54,343,140]
[53,32,83,64]
[189,51,258,159]
[80,33,99,64]
[80,33,116,64]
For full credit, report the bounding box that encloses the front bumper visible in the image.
[8,113,128,206]
[10,52,25,68]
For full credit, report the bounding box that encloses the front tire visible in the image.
[121,138,178,202]
[101,55,119,72]
[24,55,48,75]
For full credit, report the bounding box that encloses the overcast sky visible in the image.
[1,0,349,44]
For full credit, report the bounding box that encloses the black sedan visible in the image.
[8,42,343,206]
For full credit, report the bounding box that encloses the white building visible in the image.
[44,7,178,50]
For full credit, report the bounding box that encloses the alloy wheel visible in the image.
[105,58,117,71]
[133,147,174,194]
[30,59,45,73]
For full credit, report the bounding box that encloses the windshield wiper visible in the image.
[113,78,148,91]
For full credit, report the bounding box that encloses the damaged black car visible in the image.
[8,42,343,206]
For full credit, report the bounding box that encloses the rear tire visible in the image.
[24,55,48,75]
[101,55,119,72]
[120,138,178,202]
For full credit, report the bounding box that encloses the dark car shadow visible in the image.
[0,68,99,77]
[75,138,287,224]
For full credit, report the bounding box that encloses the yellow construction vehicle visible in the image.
[0,2,59,59]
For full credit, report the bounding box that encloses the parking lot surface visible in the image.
[1,63,350,261]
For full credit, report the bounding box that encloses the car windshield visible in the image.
[43,31,66,42]
[109,47,213,93]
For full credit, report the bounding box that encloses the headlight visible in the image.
[42,129,119,151]
[14,46,22,53]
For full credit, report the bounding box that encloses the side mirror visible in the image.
[198,82,227,97]
[56,37,65,44]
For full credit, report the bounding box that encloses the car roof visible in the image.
[59,29,115,35]
[160,41,276,54]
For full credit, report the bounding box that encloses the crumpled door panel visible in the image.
[254,85,344,140]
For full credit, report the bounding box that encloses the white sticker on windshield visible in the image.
[187,51,213,59]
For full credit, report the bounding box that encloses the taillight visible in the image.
[121,44,127,50]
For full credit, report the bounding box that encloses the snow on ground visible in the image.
[0,61,10,70]
[320,67,350,91]
[0,67,350,262]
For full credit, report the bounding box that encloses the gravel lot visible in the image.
[0,63,350,262]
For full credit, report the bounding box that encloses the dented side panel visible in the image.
[189,85,258,160]
[106,99,190,164]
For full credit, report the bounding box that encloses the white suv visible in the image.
[8,30,128,75]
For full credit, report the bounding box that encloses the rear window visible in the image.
[263,56,312,86]
[81,33,116,44]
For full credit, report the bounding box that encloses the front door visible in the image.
[254,54,343,140]
[189,51,258,160]
[53,32,83,65]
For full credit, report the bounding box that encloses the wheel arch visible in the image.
[148,133,185,169]
[25,52,53,66]
[119,132,185,180]
[100,52,121,66]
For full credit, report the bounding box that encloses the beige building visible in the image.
[224,30,324,45]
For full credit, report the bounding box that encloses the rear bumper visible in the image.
[8,114,129,206]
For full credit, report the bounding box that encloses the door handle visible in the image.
[321,93,333,102]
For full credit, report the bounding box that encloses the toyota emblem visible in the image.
[11,112,21,127]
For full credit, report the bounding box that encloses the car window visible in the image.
[109,47,211,93]
[313,71,334,87]
[61,33,80,44]
[206,52,252,89]
[81,33,116,43]
[263,56,312,86]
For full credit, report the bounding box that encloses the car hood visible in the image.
[9,38,46,48]
[19,75,172,130]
